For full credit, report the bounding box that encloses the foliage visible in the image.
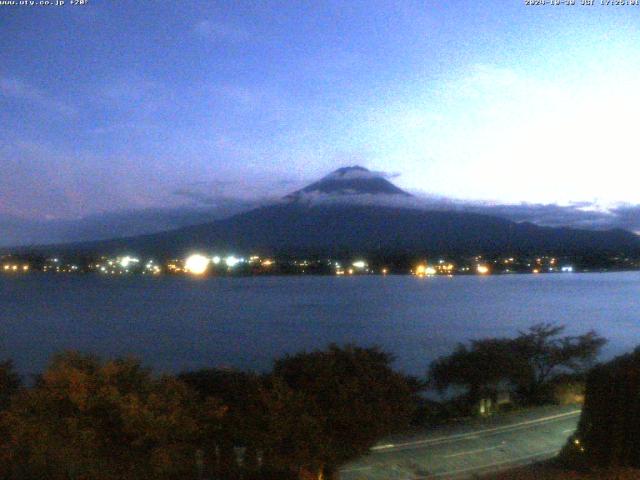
[564,347,640,469]
[549,374,585,406]
[510,324,605,402]
[178,368,267,477]
[0,351,225,480]
[260,344,419,479]
[429,338,515,403]
[428,323,606,407]
[0,346,418,480]
[178,368,263,439]
[0,360,20,411]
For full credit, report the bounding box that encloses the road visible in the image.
[339,405,581,479]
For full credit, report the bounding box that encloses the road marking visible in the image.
[373,443,395,449]
[340,465,372,473]
[342,446,561,477]
[442,444,502,458]
[425,448,559,478]
[371,443,395,451]
[562,428,575,434]
[370,410,580,452]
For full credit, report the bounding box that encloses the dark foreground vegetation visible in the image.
[560,346,640,470]
[485,347,640,479]
[0,324,608,480]
[427,324,605,417]
[0,346,418,480]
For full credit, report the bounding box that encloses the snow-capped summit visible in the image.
[285,166,411,202]
[322,165,389,181]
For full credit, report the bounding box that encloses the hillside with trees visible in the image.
[0,325,614,480]
[428,324,605,415]
[0,345,419,480]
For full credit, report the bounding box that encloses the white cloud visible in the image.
[350,61,640,206]
[450,63,520,99]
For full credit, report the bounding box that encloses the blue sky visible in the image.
[2,0,640,235]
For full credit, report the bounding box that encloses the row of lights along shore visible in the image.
[1,253,577,277]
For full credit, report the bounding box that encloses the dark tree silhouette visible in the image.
[178,368,266,477]
[564,347,640,469]
[260,344,419,480]
[428,323,606,407]
[428,338,515,406]
[510,323,606,402]
[0,352,225,480]
[0,360,20,411]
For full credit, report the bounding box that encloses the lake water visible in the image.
[1,272,639,377]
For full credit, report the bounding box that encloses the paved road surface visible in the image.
[339,405,581,479]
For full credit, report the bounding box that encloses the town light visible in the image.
[119,256,139,268]
[225,256,240,267]
[415,264,436,277]
[477,265,490,275]
[185,254,210,275]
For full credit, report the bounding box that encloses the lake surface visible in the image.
[1,272,639,377]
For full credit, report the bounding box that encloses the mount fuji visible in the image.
[285,166,410,199]
[28,166,640,257]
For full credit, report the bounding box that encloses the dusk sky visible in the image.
[2,1,640,243]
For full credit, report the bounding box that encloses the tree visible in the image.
[0,351,225,480]
[259,344,419,480]
[0,359,20,410]
[510,323,606,403]
[428,338,515,408]
[563,346,640,468]
[178,368,266,477]
[428,323,606,407]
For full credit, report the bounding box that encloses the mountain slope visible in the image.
[59,203,640,257]
[22,167,640,257]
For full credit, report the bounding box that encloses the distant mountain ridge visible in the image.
[14,166,640,257]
